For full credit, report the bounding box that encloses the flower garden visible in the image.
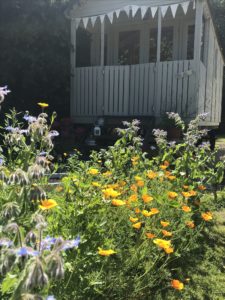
[0,87,225,300]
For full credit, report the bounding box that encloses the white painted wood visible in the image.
[166,61,173,112]
[70,19,76,118]
[198,62,206,114]
[193,0,203,115]
[123,66,130,114]
[104,67,110,114]
[155,62,163,115]
[149,63,156,113]
[101,18,105,67]
[187,60,196,117]
[182,60,189,116]
[157,8,162,62]
[177,61,184,114]
[161,62,168,113]
[171,61,178,112]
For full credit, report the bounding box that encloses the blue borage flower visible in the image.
[46,296,56,300]
[0,238,13,247]
[23,114,37,123]
[16,247,39,257]
[19,129,29,135]
[0,86,11,97]
[5,126,18,132]
[39,151,47,157]
[0,157,4,166]
[62,236,81,250]
[41,236,80,251]
[48,130,59,138]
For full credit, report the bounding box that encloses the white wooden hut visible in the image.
[69,0,224,126]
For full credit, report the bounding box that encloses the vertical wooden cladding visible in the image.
[74,60,195,119]
[204,19,224,124]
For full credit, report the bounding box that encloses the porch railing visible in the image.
[73,60,196,120]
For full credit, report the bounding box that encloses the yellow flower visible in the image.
[142,194,153,203]
[131,156,139,166]
[162,230,172,237]
[131,156,139,162]
[88,168,99,175]
[129,216,139,223]
[37,102,49,108]
[129,194,138,202]
[182,205,192,213]
[168,175,176,181]
[55,186,63,192]
[132,222,142,229]
[201,212,213,221]
[183,185,189,190]
[186,221,195,229]
[39,199,58,210]
[102,188,121,198]
[168,191,178,200]
[134,207,141,214]
[130,184,138,192]
[160,221,170,227]
[111,199,126,207]
[92,182,101,187]
[153,239,171,249]
[102,171,112,177]
[171,279,184,290]
[142,210,152,217]
[134,176,143,181]
[198,185,206,191]
[145,232,156,239]
[137,180,144,187]
[182,191,191,198]
[160,165,167,170]
[98,248,116,256]
[164,160,170,167]
[189,190,197,197]
[150,208,159,215]
[146,170,157,179]
[164,247,174,254]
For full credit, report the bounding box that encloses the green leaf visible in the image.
[1,273,18,294]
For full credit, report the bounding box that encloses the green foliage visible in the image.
[1,104,225,299]
[46,117,224,299]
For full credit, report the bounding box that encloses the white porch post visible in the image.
[157,8,162,62]
[100,17,105,67]
[194,0,204,61]
[155,7,162,117]
[193,0,204,114]
[70,18,77,119]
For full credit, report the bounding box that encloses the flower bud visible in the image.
[24,258,48,290]
[2,202,20,220]
[28,164,45,180]
[9,169,29,185]
[25,231,37,245]
[46,253,64,280]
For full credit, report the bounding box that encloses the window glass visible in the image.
[187,25,195,60]
[149,26,174,62]
[76,28,91,67]
[149,28,157,62]
[118,31,140,65]
[161,26,174,61]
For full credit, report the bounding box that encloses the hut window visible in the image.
[161,26,174,61]
[76,28,92,67]
[149,28,157,62]
[118,30,140,65]
[187,25,195,59]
